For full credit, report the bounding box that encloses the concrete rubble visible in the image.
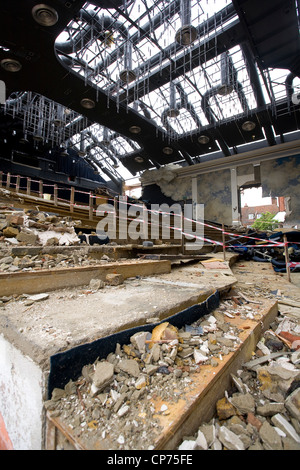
[44,289,300,450]
[177,297,300,451]
[0,204,124,275]
[0,203,81,248]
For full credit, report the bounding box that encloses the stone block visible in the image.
[106,273,124,285]
[285,388,300,421]
[259,420,283,450]
[6,214,24,226]
[216,397,237,420]
[16,231,38,245]
[3,227,19,238]
[92,361,114,392]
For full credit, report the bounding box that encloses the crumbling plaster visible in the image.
[141,165,232,224]
[141,154,300,226]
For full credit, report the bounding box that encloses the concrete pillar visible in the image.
[192,177,198,220]
[231,168,240,226]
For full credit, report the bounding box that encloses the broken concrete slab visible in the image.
[218,426,245,450]
[285,388,300,421]
[92,362,115,393]
[271,413,300,444]
[118,359,140,377]
[0,278,214,366]
[259,420,283,450]
[16,231,38,245]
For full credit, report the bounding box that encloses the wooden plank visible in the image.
[53,185,58,206]
[45,416,57,451]
[70,187,75,213]
[6,172,10,189]
[45,299,278,450]
[16,175,20,193]
[0,260,171,296]
[46,412,84,450]
[26,177,31,195]
[138,254,213,260]
[89,192,93,220]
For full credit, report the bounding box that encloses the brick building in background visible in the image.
[241,197,286,227]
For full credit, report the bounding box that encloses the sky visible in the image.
[240,187,272,208]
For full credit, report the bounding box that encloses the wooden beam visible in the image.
[26,177,31,195]
[70,187,75,213]
[6,172,10,189]
[0,260,171,296]
[39,180,43,198]
[53,185,58,206]
[16,175,20,193]
[89,192,93,221]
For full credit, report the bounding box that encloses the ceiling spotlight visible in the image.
[32,4,58,26]
[198,135,210,145]
[163,147,173,155]
[175,25,197,46]
[129,125,141,134]
[217,84,234,96]
[134,156,144,163]
[242,120,256,132]
[80,98,95,109]
[1,58,22,72]
[60,148,68,157]
[166,108,180,118]
[119,69,136,84]
[33,134,44,142]
[19,136,29,144]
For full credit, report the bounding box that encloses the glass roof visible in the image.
[5,0,300,182]
[56,0,299,136]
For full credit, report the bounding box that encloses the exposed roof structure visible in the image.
[0,0,299,187]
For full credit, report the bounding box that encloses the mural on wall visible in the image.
[197,169,232,225]
[260,155,300,225]
[141,165,232,225]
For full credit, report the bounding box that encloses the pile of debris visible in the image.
[0,203,117,272]
[178,309,300,451]
[0,250,117,273]
[0,203,80,247]
[45,295,300,450]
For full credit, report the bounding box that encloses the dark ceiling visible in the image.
[0,0,299,185]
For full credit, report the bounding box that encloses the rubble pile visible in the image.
[44,295,300,450]
[0,250,116,274]
[178,309,300,451]
[0,204,120,272]
[0,204,80,248]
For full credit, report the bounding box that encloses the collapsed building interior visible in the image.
[0,0,300,452]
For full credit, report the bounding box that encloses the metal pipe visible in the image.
[180,0,191,26]
[285,72,296,109]
[55,9,129,55]
[241,43,265,108]
[219,52,237,95]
